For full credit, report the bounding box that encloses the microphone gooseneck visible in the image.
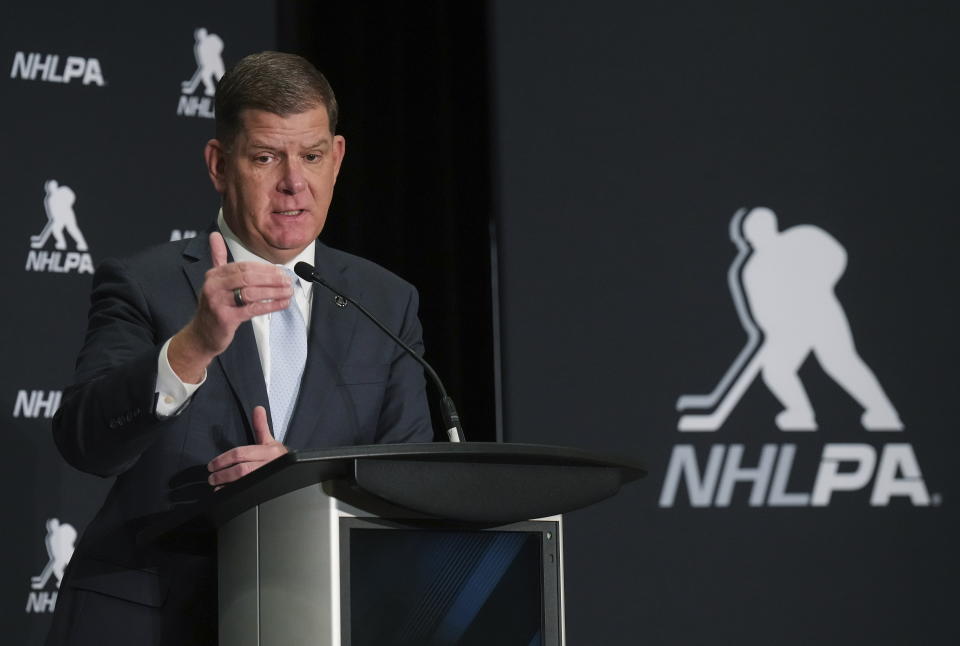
[294,261,465,443]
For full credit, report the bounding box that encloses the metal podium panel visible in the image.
[219,506,260,646]
[258,483,340,645]
[219,483,342,646]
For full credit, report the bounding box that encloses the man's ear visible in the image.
[332,134,346,181]
[204,139,227,193]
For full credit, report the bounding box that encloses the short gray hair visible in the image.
[215,51,339,145]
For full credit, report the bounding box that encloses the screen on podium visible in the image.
[340,518,562,646]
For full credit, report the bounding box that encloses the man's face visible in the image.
[205,106,345,264]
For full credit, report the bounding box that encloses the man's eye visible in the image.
[304,153,322,162]
[254,155,273,164]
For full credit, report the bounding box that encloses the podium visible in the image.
[150,443,645,646]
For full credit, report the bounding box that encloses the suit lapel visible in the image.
[181,228,269,444]
[282,243,360,449]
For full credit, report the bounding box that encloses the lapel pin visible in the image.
[334,295,348,308]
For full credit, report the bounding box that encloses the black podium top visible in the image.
[142,442,646,545]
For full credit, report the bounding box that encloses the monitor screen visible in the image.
[340,519,560,646]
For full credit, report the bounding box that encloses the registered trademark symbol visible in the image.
[931,493,942,506]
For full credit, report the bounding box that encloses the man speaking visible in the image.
[47,52,434,645]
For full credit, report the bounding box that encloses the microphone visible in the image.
[294,261,465,443]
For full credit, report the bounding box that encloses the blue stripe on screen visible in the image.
[429,533,527,644]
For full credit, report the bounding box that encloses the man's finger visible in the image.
[252,405,274,445]
[232,285,294,305]
[210,231,228,268]
[231,296,290,322]
[220,261,289,283]
[207,446,253,472]
[207,442,284,472]
[208,461,265,487]
[203,262,290,292]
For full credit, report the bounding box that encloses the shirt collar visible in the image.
[217,209,315,291]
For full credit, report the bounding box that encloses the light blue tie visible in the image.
[269,267,307,443]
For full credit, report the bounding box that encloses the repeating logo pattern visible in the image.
[176,28,224,119]
[13,390,62,419]
[25,519,76,614]
[10,52,105,86]
[25,180,93,274]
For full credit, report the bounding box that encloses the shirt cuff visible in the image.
[155,337,206,418]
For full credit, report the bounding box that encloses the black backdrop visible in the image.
[494,1,959,644]
[2,3,275,641]
[278,2,499,444]
[4,1,959,644]
[2,1,498,642]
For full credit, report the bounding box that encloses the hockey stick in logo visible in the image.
[30,519,76,589]
[677,208,903,432]
[31,180,88,251]
[676,208,764,431]
[181,28,224,97]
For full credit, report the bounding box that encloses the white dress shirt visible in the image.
[154,211,315,418]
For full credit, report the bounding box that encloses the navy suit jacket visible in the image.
[47,231,434,645]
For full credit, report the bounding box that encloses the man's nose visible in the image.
[277,158,306,195]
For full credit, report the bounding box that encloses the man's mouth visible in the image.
[273,209,305,216]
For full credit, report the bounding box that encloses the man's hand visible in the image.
[169,232,292,383]
[207,406,288,488]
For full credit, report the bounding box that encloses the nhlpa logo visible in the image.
[25,518,77,614]
[676,207,902,432]
[13,389,62,418]
[25,180,94,275]
[9,51,105,86]
[176,27,224,119]
[660,207,933,509]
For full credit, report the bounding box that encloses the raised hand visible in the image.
[168,232,293,383]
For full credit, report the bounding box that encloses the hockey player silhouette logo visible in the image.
[30,519,77,589]
[677,207,903,432]
[181,27,224,97]
[30,180,88,251]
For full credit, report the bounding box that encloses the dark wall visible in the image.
[278,1,499,442]
[1,3,274,640]
[3,2,497,641]
[493,1,959,644]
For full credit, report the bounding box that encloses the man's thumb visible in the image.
[210,231,228,268]
[252,405,275,444]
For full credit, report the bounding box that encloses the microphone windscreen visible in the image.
[294,261,316,282]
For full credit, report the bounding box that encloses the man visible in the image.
[47,52,434,645]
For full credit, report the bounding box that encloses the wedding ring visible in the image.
[233,287,245,307]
